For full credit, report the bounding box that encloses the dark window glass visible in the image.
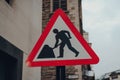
[53,0,67,11]
[61,0,67,11]
[53,0,59,11]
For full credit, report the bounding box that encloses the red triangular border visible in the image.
[26,9,99,67]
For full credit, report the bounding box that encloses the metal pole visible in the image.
[56,66,66,80]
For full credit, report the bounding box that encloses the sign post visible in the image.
[56,66,65,80]
[26,8,99,80]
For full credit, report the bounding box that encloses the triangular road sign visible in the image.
[26,9,99,67]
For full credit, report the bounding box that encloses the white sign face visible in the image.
[26,9,99,67]
[34,16,91,61]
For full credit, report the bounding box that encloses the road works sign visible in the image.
[26,9,99,67]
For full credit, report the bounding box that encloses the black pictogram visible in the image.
[53,28,79,58]
[37,29,79,59]
[37,45,55,58]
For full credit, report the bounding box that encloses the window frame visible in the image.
[53,0,67,12]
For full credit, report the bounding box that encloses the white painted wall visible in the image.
[0,0,42,80]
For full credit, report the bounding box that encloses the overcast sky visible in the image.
[82,0,120,78]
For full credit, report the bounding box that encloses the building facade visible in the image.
[82,31,95,80]
[100,69,120,80]
[42,0,83,80]
[0,0,42,80]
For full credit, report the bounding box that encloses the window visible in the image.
[0,36,23,80]
[61,0,67,10]
[0,51,17,80]
[53,0,67,11]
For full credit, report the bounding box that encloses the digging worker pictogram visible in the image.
[53,28,79,58]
